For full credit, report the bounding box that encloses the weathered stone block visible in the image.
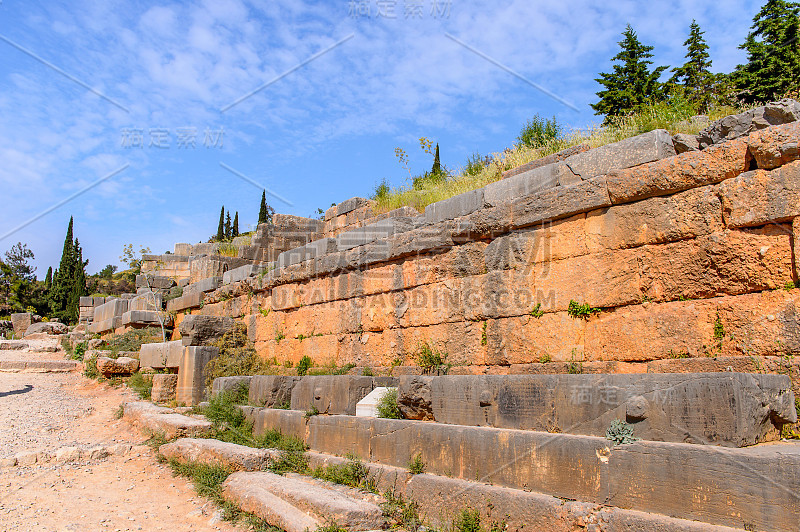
[484,165,559,207]
[211,375,252,398]
[160,438,275,472]
[121,310,168,327]
[139,340,184,369]
[248,375,300,407]
[135,274,175,290]
[179,315,236,346]
[151,374,178,403]
[128,292,162,312]
[290,376,397,414]
[96,356,139,377]
[336,197,371,216]
[402,373,795,447]
[564,129,676,181]
[253,408,307,441]
[698,98,800,147]
[747,121,800,169]
[511,176,611,229]
[166,291,204,312]
[223,264,264,284]
[502,144,590,179]
[605,138,751,204]
[93,299,128,324]
[176,346,219,406]
[718,160,800,228]
[23,322,67,337]
[336,218,415,251]
[424,189,484,223]
[183,276,223,295]
[10,313,35,337]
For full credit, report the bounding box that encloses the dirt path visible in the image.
[0,348,243,532]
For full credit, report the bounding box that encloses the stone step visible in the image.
[123,401,212,439]
[0,360,80,372]
[159,438,278,471]
[222,471,385,532]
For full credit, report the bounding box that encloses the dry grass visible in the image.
[373,100,748,214]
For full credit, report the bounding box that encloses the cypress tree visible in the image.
[258,191,268,225]
[233,212,239,237]
[48,217,86,323]
[591,25,668,124]
[216,206,225,241]
[670,20,714,111]
[735,0,800,102]
[44,266,52,289]
[431,144,441,176]
[225,211,232,240]
[67,239,87,323]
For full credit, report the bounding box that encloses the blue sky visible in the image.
[0,0,762,275]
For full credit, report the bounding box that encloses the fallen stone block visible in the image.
[139,340,184,369]
[179,315,236,346]
[400,373,795,447]
[718,160,800,228]
[159,438,277,471]
[223,474,320,532]
[290,375,397,415]
[23,322,68,337]
[121,310,170,327]
[135,274,176,290]
[0,340,27,350]
[424,189,484,223]
[176,346,219,406]
[673,132,700,153]
[223,471,384,532]
[698,98,800,148]
[247,376,300,408]
[211,375,252,398]
[95,356,139,377]
[123,401,212,438]
[11,313,37,337]
[151,374,178,403]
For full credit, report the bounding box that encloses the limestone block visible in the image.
[166,291,204,312]
[397,375,434,420]
[290,376,397,415]
[355,387,394,417]
[697,98,800,148]
[718,160,800,228]
[424,189,484,223]
[179,315,236,346]
[140,340,185,369]
[11,313,36,337]
[502,144,590,179]
[160,438,276,471]
[121,310,169,327]
[176,346,219,406]
[23,322,67,337]
[747,121,800,170]
[184,277,223,295]
[211,375,252,398]
[253,408,307,441]
[484,164,559,207]
[151,374,178,403]
[95,356,139,377]
[511,176,611,229]
[248,375,300,407]
[336,197,371,216]
[402,373,795,447]
[605,137,750,204]
[672,133,700,153]
[336,218,415,252]
[135,274,176,290]
[223,264,264,284]
[93,299,128,323]
[128,292,162,312]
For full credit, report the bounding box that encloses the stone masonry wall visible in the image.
[185,118,800,385]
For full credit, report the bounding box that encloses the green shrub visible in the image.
[304,404,320,418]
[377,388,402,419]
[362,366,374,376]
[296,355,313,376]
[99,328,163,356]
[713,312,725,340]
[529,303,544,318]
[408,453,425,475]
[127,372,153,400]
[415,342,448,374]
[312,454,376,492]
[567,300,601,319]
[453,508,482,532]
[463,152,487,177]
[83,358,99,379]
[204,324,273,388]
[381,489,422,531]
[517,114,563,149]
[606,419,640,445]
[268,450,309,475]
[371,178,391,202]
[73,341,87,361]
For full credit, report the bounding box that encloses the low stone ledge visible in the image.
[139,340,184,369]
[159,438,277,471]
[290,375,397,415]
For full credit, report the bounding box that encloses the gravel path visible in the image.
[0,347,242,532]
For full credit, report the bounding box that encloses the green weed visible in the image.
[408,453,425,475]
[376,388,402,419]
[567,300,601,319]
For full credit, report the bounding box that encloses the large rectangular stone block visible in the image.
[511,176,611,229]
[336,197,371,216]
[183,277,223,295]
[718,160,800,228]
[484,164,559,207]
[336,218,414,252]
[561,129,675,180]
[249,375,301,407]
[93,299,128,323]
[253,408,307,441]
[402,373,795,447]
[121,310,168,327]
[211,376,253,397]
[290,376,397,414]
[176,346,219,406]
[166,291,204,312]
[424,189,484,224]
[135,274,176,290]
[223,264,264,285]
[139,340,185,369]
[128,292,162,312]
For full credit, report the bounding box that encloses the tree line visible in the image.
[592,0,800,122]
[210,190,275,243]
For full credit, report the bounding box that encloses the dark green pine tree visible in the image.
[232,212,239,237]
[216,206,225,241]
[591,25,668,124]
[431,143,441,176]
[258,190,268,225]
[44,266,52,289]
[670,20,714,111]
[224,211,232,240]
[734,0,800,102]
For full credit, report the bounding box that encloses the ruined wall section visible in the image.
[189,116,800,381]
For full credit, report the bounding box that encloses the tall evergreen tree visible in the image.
[431,144,441,176]
[44,267,52,289]
[734,0,800,102]
[591,25,668,124]
[232,212,239,237]
[216,206,225,241]
[670,20,714,111]
[224,211,232,240]
[258,190,268,225]
[48,217,87,323]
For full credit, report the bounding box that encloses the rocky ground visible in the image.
[0,346,243,532]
